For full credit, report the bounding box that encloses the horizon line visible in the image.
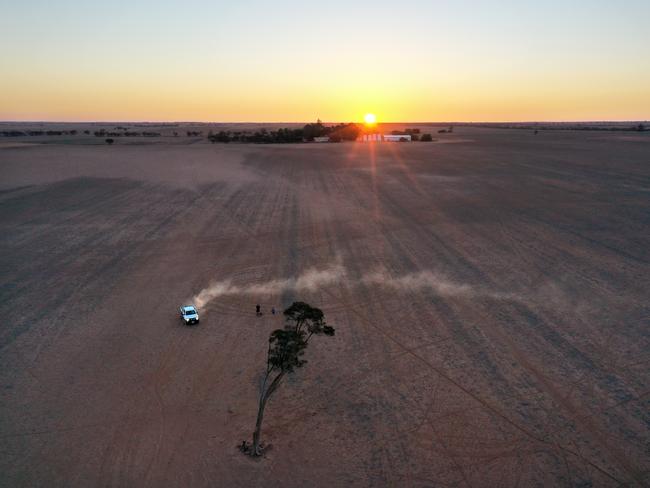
[1,119,648,125]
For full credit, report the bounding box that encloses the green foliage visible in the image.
[266,302,335,374]
[268,329,307,373]
[283,300,323,324]
[283,301,335,337]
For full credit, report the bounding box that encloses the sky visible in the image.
[1,0,649,122]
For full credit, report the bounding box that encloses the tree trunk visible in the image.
[251,372,284,456]
[251,393,268,455]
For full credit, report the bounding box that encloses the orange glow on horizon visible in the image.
[1,60,648,123]
[1,2,648,122]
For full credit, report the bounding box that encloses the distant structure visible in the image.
[360,133,382,142]
[383,134,412,142]
[314,136,330,143]
[358,133,412,142]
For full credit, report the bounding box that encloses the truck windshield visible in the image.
[184,309,196,315]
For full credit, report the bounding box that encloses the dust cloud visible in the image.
[193,260,346,310]
[362,269,517,301]
[193,260,516,311]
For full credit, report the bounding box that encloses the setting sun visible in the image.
[364,113,377,125]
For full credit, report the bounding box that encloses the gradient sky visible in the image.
[1,0,649,122]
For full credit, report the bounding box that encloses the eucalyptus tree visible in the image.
[249,301,335,456]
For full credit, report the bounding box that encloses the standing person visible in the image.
[271,307,276,315]
[256,304,261,316]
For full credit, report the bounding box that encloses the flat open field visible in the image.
[1,129,649,487]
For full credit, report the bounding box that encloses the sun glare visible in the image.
[364,113,377,125]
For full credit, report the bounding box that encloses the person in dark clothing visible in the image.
[256,304,261,316]
[271,307,276,315]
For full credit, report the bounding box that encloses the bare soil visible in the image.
[1,128,649,487]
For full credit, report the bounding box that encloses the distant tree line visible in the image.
[0,129,203,137]
[0,130,78,137]
[452,123,648,132]
[207,120,362,144]
[2,123,648,139]
[302,120,361,141]
[208,128,304,144]
[92,130,162,137]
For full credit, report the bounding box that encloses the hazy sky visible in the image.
[1,0,649,122]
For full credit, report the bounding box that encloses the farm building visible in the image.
[359,133,382,142]
[358,133,412,142]
[383,134,412,142]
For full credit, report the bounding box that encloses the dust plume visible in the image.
[192,260,517,311]
[361,269,474,296]
[193,260,346,310]
[361,269,517,301]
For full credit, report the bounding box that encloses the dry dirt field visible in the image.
[1,128,649,487]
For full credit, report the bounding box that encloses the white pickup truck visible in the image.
[180,305,199,325]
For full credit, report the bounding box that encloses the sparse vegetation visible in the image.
[105,138,114,145]
[420,133,433,141]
